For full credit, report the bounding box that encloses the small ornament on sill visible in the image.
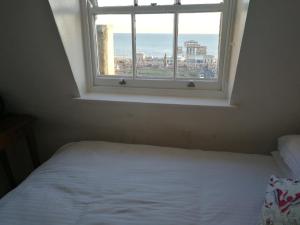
[187,81,196,88]
[119,79,127,86]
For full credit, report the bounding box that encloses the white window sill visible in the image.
[74,93,236,108]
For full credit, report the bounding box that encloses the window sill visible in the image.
[74,92,236,108]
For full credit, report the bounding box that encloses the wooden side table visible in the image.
[0,115,39,188]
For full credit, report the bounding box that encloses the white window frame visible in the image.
[80,0,236,96]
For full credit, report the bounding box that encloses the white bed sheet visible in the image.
[0,141,283,225]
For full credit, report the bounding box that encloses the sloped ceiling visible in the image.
[0,0,300,161]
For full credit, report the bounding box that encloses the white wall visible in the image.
[47,0,88,96]
[0,0,300,166]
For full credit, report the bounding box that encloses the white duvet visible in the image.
[0,141,283,225]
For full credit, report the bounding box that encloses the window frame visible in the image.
[81,0,236,93]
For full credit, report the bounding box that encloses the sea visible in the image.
[114,33,219,58]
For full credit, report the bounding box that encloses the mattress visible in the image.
[0,141,283,225]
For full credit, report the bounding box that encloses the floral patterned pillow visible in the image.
[260,175,300,225]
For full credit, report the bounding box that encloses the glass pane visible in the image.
[180,0,223,4]
[136,14,174,78]
[97,0,133,7]
[138,0,175,6]
[95,15,133,76]
[177,13,220,80]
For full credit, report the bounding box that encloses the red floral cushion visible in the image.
[260,175,300,225]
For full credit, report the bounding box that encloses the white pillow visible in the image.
[271,151,294,178]
[278,135,300,178]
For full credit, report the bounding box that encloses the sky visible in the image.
[97,0,222,6]
[95,0,222,34]
[96,13,221,34]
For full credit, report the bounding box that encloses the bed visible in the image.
[0,141,286,225]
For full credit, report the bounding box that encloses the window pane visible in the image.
[138,0,175,6]
[177,13,220,80]
[95,15,132,76]
[136,14,174,78]
[180,0,223,4]
[97,0,133,7]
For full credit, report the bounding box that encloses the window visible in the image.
[82,0,235,93]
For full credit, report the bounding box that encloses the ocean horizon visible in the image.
[113,33,219,58]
